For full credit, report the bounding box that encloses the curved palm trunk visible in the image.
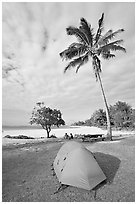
[97,73,112,140]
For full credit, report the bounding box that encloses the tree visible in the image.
[90,109,107,127]
[71,101,135,130]
[72,120,85,126]
[59,13,126,140]
[30,102,65,138]
[109,101,134,129]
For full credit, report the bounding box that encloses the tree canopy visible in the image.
[60,14,126,79]
[30,102,65,138]
[109,101,134,129]
[72,101,135,130]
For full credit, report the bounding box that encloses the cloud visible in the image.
[2,2,135,125]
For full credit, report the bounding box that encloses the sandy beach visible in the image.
[2,126,135,202]
[2,126,134,146]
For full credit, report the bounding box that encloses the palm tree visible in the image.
[59,13,126,140]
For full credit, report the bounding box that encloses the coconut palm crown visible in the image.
[59,13,126,139]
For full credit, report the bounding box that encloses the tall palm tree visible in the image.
[59,13,126,140]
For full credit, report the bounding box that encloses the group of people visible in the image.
[64,133,74,140]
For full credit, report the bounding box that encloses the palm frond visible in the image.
[64,53,90,73]
[68,42,86,48]
[76,53,89,73]
[100,39,124,48]
[101,52,115,59]
[102,29,125,43]
[98,29,113,46]
[99,40,126,53]
[99,43,126,53]
[66,26,88,45]
[64,57,83,73]
[79,18,94,46]
[95,13,104,44]
[60,43,88,60]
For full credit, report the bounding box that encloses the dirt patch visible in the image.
[2,136,135,202]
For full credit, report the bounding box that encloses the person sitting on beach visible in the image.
[70,133,73,139]
[64,133,69,139]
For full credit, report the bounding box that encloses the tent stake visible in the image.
[93,190,97,200]
[54,184,69,194]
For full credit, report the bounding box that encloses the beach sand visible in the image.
[2,126,134,146]
[2,126,135,202]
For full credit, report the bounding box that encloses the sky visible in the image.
[2,2,135,126]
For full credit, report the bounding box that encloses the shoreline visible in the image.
[2,126,135,147]
[2,127,135,147]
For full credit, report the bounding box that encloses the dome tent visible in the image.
[53,141,106,191]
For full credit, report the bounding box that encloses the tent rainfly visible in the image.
[53,141,106,190]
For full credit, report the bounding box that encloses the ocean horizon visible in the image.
[2,124,79,131]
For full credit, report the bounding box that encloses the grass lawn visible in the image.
[2,135,135,202]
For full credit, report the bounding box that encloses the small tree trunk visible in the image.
[46,125,51,138]
[46,129,50,138]
[97,73,112,140]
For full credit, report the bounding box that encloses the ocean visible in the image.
[2,125,106,139]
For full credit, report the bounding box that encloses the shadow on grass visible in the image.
[112,136,127,141]
[93,152,121,191]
